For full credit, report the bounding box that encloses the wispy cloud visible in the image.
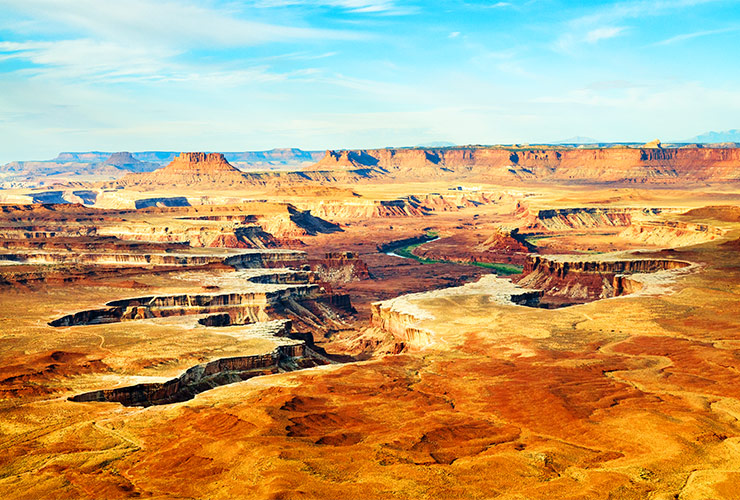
[653,26,739,46]
[0,39,320,87]
[570,0,721,26]
[0,0,362,89]
[553,0,722,53]
[555,26,626,53]
[252,0,414,15]
[584,26,626,43]
[0,0,362,48]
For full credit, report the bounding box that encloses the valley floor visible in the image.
[1,181,740,499]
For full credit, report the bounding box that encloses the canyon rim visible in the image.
[2,1,740,499]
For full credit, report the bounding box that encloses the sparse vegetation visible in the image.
[392,241,523,275]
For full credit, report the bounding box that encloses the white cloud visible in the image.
[0,0,362,48]
[0,39,320,87]
[252,0,413,14]
[571,0,721,27]
[555,25,626,53]
[0,0,360,88]
[554,0,722,53]
[584,26,626,44]
[653,26,739,46]
[0,40,177,81]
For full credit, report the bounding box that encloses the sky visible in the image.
[1,0,739,162]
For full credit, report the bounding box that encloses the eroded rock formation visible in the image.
[411,227,533,267]
[49,269,353,332]
[308,146,740,184]
[518,254,692,305]
[370,276,543,348]
[69,322,330,407]
[71,344,321,406]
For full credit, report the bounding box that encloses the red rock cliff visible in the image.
[308,146,740,184]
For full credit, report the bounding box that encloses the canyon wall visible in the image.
[518,255,692,303]
[308,146,740,184]
[618,221,725,246]
[69,342,322,407]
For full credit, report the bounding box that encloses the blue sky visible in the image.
[0,0,739,162]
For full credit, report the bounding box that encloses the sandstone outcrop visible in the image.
[411,228,533,267]
[618,221,725,247]
[517,254,692,305]
[69,323,328,407]
[308,146,740,184]
[109,152,246,188]
[0,202,341,250]
[49,265,354,333]
[531,208,651,230]
[103,152,159,172]
[109,151,377,189]
[370,275,543,348]
[0,248,304,269]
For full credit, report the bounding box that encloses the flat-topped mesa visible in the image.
[522,255,691,277]
[162,152,241,174]
[68,322,330,407]
[108,152,253,188]
[305,146,740,184]
[370,275,543,349]
[48,276,354,330]
[518,254,693,305]
[533,208,640,230]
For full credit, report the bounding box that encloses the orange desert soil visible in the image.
[1,150,740,499]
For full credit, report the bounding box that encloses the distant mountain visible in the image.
[103,152,160,173]
[688,129,740,143]
[552,136,600,144]
[48,149,323,165]
[1,148,324,188]
[415,141,456,148]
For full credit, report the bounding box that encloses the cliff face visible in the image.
[112,152,246,188]
[308,146,740,184]
[517,255,692,304]
[69,344,313,406]
[618,221,725,247]
[0,203,341,251]
[369,275,543,349]
[161,152,241,174]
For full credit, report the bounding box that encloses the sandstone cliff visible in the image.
[307,146,740,184]
[110,152,377,189]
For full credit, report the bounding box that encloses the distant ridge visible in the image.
[307,145,740,184]
[45,149,323,165]
[103,152,159,173]
[688,129,740,143]
[552,136,599,144]
[415,141,456,148]
[1,148,325,188]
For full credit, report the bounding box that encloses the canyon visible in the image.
[1,147,740,500]
[309,144,740,184]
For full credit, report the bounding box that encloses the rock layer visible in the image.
[309,146,740,184]
[518,254,692,304]
[70,338,327,407]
